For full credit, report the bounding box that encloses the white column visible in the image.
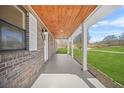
[67,39,70,54]
[55,40,57,52]
[82,23,88,71]
[44,32,48,62]
[71,37,74,58]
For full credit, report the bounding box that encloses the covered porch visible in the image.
[31,5,118,71]
[30,5,119,88]
[32,54,105,88]
[0,5,120,88]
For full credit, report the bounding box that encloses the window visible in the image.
[0,19,26,50]
[0,6,26,51]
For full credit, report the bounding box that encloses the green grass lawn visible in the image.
[56,48,67,54]
[73,48,82,64]
[92,46,124,52]
[88,50,124,86]
[57,47,124,86]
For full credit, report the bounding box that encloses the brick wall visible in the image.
[0,6,56,88]
[0,21,44,88]
[0,50,44,88]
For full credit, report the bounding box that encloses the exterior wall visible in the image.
[0,6,56,88]
[48,33,56,59]
[0,6,25,29]
[0,51,43,88]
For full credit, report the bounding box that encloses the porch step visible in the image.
[31,74,89,88]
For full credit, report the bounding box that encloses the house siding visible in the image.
[48,33,56,59]
[0,6,56,88]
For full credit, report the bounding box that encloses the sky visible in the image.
[89,6,124,43]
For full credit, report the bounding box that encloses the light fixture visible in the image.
[41,27,47,41]
[60,30,63,33]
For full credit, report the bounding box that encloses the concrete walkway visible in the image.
[32,54,105,88]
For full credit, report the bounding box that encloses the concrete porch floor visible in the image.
[32,54,105,88]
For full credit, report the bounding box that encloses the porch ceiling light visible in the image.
[60,30,63,33]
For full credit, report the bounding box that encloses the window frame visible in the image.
[0,19,26,51]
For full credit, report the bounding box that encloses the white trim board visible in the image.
[29,13,37,51]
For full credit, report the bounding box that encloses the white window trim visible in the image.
[29,12,37,51]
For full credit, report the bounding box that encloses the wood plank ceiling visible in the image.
[31,5,97,39]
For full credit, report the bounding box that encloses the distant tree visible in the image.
[74,31,90,44]
[74,33,82,44]
[73,34,82,49]
[103,35,118,41]
[74,31,90,49]
[119,32,124,40]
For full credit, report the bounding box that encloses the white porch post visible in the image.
[44,32,48,62]
[81,6,119,71]
[67,39,70,54]
[71,37,74,58]
[82,23,88,71]
[55,40,57,52]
